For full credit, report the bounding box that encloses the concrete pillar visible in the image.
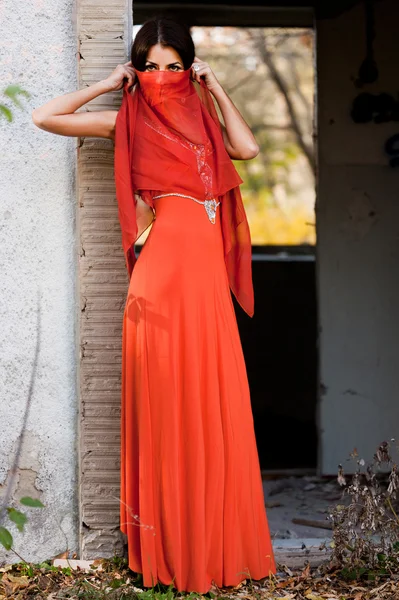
[316,0,399,473]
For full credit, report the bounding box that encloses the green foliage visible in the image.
[0,526,13,550]
[0,495,44,551]
[0,84,30,122]
[19,496,45,508]
[0,105,12,122]
[7,507,27,532]
[23,559,73,575]
[19,562,36,577]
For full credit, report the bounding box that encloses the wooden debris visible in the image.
[292,517,333,530]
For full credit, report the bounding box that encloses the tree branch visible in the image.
[249,30,315,174]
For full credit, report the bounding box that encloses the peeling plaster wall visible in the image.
[317,0,399,474]
[0,0,79,562]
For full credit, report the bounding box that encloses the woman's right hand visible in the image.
[102,61,137,92]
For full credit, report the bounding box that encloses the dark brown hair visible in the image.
[130,17,195,72]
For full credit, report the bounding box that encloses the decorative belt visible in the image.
[152,192,220,224]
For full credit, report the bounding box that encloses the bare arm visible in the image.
[191,57,259,160]
[32,61,136,141]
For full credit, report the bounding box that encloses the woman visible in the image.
[32,16,276,594]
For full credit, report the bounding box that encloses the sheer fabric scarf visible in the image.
[114,67,254,317]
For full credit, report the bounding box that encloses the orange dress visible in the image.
[119,192,276,593]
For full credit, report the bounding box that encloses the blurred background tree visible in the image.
[192,26,315,246]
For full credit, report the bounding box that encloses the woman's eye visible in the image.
[169,65,181,71]
[145,65,156,71]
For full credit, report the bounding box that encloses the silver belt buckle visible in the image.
[204,198,218,224]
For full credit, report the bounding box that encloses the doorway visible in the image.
[193,25,317,471]
[133,10,318,472]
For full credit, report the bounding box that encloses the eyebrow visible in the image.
[145,60,183,67]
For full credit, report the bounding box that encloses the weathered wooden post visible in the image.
[76,0,132,559]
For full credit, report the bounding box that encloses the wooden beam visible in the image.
[133,4,314,27]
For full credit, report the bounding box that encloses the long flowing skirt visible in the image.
[120,194,276,593]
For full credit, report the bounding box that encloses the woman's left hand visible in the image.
[191,57,221,92]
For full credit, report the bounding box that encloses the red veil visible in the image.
[114,67,254,317]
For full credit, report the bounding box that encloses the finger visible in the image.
[124,69,133,86]
[193,65,207,79]
[192,64,202,80]
[193,69,201,83]
[192,63,205,75]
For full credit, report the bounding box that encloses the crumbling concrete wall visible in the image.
[0,0,79,562]
[317,0,399,473]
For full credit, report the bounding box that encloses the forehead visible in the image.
[146,44,183,64]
